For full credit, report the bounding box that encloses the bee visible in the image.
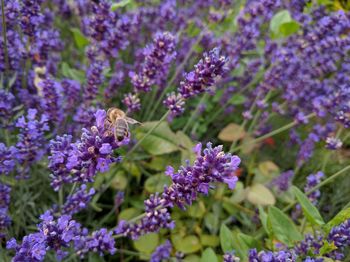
[106,107,141,141]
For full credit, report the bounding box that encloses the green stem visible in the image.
[1,0,9,81]
[125,111,169,158]
[230,113,316,153]
[182,93,208,133]
[59,188,64,207]
[147,32,205,121]
[283,164,350,212]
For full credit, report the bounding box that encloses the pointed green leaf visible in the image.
[292,186,325,226]
[268,206,303,246]
[200,248,218,262]
[324,207,350,234]
[220,224,233,253]
[70,28,89,49]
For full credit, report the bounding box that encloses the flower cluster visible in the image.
[7,211,82,261]
[150,240,172,262]
[164,48,227,118]
[61,184,95,216]
[271,170,294,192]
[15,109,49,177]
[49,109,128,190]
[129,31,177,93]
[116,143,240,239]
[0,183,11,238]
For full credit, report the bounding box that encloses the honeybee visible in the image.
[106,107,141,141]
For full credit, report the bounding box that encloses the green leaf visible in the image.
[133,233,159,254]
[220,224,233,253]
[145,173,171,193]
[70,28,89,49]
[229,94,246,105]
[110,172,128,190]
[292,186,325,226]
[136,121,179,155]
[279,21,300,37]
[270,10,300,38]
[173,235,202,254]
[324,207,350,234]
[61,62,85,83]
[118,208,140,221]
[200,248,218,262]
[200,235,219,247]
[111,0,132,11]
[188,202,206,218]
[268,206,303,246]
[231,230,249,260]
[176,131,196,164]
[247,184,276,206]
[258,206,271,235]
[319,241,337,256]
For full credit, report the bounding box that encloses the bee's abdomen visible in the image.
[115,119,128,140]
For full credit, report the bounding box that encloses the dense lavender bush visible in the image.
[0,0,350,261]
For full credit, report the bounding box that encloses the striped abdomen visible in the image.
[114,118,129,141]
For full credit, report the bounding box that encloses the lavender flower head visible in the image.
[150,240,172,262]
[15,109,49,176]
[62,184,95,216]
[49,109,128,190]
[325,136,342,150]
[178,48,227,98]
[122,93,141,113]
[163,92,185,119]
[0,183,11,238]
[0,143,17,175]
[271,170,294,192]
[162,142,240,209]
[74,228,116,258]
[7,211,82,261]
[130,31,176,92]
[223,252,240,262]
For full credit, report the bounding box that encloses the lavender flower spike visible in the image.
[178,48,228,98]
[150,240,172,262]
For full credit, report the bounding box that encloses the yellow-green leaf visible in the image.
[247,184,276,206]
[218,123,246,142]
[292,186,325,226]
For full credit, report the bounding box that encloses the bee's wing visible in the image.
[125,117,141,125]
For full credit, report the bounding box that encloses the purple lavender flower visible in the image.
[62,184,95,216]
[0,90,15,125]
[150,240,172,262]
[223,252,240,262]
[130,31,176,93]
[0,183,11,238]
[15,109,49,177]
[61,79,81,113]
[325,137,342,150]
[116,143,240,240]
[83,60,105,102]
[8,211,82,261]
[74,228,116,258]
[122,93,141,113]
[327,219,350,260]
[162,142,240,209]
[305,172,324,205]
[271,170,294,192]
[7,233,47,261]
[38,79,63,124]
[248,248,296,261]
[297,133,320,167]
[163,92,185,119]
[0,143,17,175]
[49,109,127,189]
[294,233,323,258]
[178,48,227,98]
